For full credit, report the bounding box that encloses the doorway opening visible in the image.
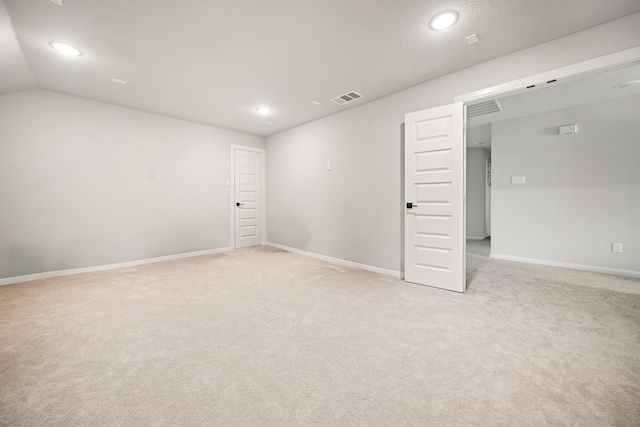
[462,50,640,279]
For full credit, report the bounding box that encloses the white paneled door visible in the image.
[234,148,263,249]
[404,103,465,292]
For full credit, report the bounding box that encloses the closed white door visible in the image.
[234,148,262,248]
[404,103,465,292]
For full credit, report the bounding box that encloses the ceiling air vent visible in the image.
[331,91,363,105]
[467,99,502,118]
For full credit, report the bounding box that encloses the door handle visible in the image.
[406,202,415,209]
[236,202,244,207]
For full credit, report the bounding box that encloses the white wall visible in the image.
[466,148,489,240]
[0,1,36,94]
[0,89,263,279]
[265,12,640,273]
[491,94,640,274]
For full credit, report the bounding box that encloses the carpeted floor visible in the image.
[1,245,639,426]
[466,237,492,257]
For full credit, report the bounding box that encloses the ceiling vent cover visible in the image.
[331,91,364,105]
[467,99,502,118]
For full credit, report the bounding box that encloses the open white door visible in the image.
[404,103,465,292]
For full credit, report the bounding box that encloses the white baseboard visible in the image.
[266,242,401,278]
[467,235,490,240]
[489,253,640,279]
[0,247,232,286]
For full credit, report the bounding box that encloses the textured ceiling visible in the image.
[3,0,640,137]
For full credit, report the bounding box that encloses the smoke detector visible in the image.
[331,91,363,106]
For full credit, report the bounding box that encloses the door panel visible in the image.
[235,149,262,248]
[240,209,257,220]
[405,103,465,292]
[415,149,452,172]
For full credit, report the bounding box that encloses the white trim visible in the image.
[489,253,640,279]
[467,235,489,241]
[0,247,232,286]
[266,242,401,278]
[455,46,640,104]
[230,145,266,249]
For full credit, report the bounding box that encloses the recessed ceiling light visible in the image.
[49,41,82,56]
[311,101,320,105]
[256,106,271,115]
[614,80,640,89]
[429,11,459,30]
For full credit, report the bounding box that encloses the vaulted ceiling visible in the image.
[2,0,640,136]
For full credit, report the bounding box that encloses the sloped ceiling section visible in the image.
[0,1,36,94]
[4,0,640,136]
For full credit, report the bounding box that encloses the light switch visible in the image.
[327,162,332,171]
[511,176,526,184]
[225,179,230,186]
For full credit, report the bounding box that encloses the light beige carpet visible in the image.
[1,246,639,426]
[466,237,491,257]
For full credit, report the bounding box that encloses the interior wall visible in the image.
[466,148,488,239]
[0,89,264,279]
[491,95,640,274]
[265,12,640,273]
[0,1,36,94]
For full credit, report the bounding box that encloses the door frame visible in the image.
[403,46,640,290]
[230,144,266,249]
[455,46,640,105]
[453,46,640,282]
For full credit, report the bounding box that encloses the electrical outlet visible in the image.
[612,243,623,253]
